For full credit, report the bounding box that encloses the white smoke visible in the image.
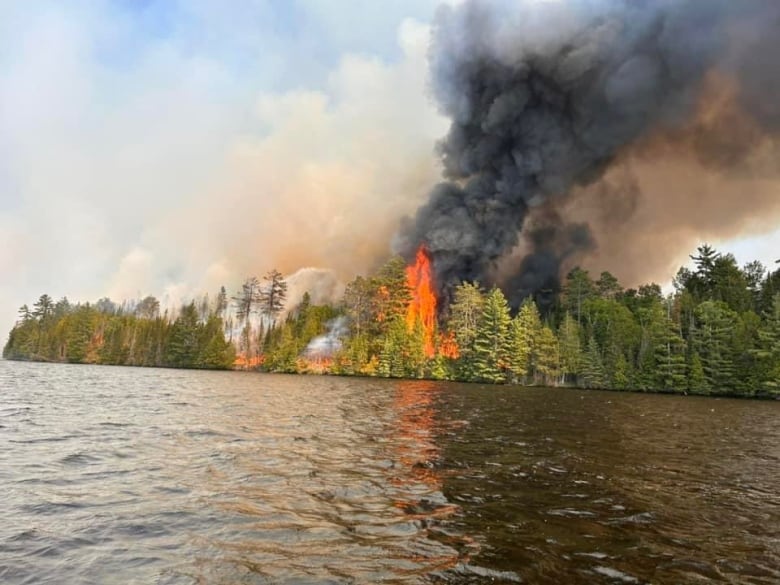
[304,316,350,359]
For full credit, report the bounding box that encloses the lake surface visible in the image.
[0,360,778,584]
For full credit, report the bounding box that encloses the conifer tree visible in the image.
[472,288,511,383]
[260,269,288,326]
[687,351,709,394]
[691,301,737,393]
[754,294,780,393]
[557,313,582,385]
[448,282,484,380]
[507,298,541,383]
[580,336,607,389]
[653,304,687,391]
[534,325,560,386]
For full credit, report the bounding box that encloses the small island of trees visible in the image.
[4,245,780,398]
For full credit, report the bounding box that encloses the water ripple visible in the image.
[0,361,778,583]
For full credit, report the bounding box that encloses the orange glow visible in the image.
[406,246,437,358]
[376,285,390,323]
[300,356,333,374]
[233,354,264,369]
[439,331,460,360]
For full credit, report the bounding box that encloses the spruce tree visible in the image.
[557,313,583,385]
[580,336,607,389]
[534,326,560,386]
[448,282,484,379]
[754,293,780,393]
[472,288,511,383]
[688,351,709,394]
[507,299,541,383]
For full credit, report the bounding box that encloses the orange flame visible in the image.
[406,246,437,358]
[439,331,460,360]
[233,354,265,369]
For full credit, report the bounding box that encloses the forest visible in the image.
[4,245,780,397]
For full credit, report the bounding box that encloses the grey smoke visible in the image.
[304,316,350,359]
[395,0,780,308]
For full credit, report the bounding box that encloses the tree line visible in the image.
[261,245,780,397]
[5,246,780,397]
[2,269,290,370]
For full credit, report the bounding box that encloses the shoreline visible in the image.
[4,357,778,401]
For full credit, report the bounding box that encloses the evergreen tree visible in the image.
[472,288,511,383]
[371,257,412,337]
[214,286,228,318]
[562,267,596,324]
[557,313,582,385]
[652,302,687,392]
[691,301,738,393]
[580,336,607,389]
[507,298,541,383]
[687,351,709,394]
[448,282,484,380]
[260,269,288,325]
[232,277,262,359]
[534,325,560,386]
[343,276,373,337]
[166,302,201,368]
[753,294,780,394]
[596,271,623,299]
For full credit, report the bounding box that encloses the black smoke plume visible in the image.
[395,0,780,309]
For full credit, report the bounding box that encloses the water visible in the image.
[0,361,778,584]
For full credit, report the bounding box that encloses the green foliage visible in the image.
[507,299,541,383]
[448,281,484,380]
[557,313,582,384]
[472,288,511,383]
[4,294,234,370]
[580,336,607,389]
[6,244,780,397]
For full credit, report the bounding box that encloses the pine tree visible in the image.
[534,325,560,386]
[580,336,607,389]
[378,316,408,378]
[653,309,687,392]
[371,257,412,335]
[610,349,631,390]
[166,302,201,368]
[343,276,374,337]
[260,269,288,326]
[233,277,262,360]
[214,286,228,318]
[562,267,596,324]
[753,293,780,394]
[448,282,484,380]
[688,351,709,394]
[691,301,737,393]
[472,288,512,383]
[557,313,582,385]
[507,299,541,383]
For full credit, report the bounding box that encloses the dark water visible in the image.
[1,361,778,584]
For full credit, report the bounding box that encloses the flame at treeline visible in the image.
[405,246,438,358]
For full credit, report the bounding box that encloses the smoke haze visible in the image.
[0,2,446,334]
[2,0,780,340]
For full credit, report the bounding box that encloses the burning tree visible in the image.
[405,246,437,358]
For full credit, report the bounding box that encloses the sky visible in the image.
[1,0,778,336]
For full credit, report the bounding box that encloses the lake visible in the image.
[0,360,778,584]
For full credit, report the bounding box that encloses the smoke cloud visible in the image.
[396,0,780,307]
[0,2,447,335]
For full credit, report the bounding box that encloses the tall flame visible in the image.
[406,246,437,357]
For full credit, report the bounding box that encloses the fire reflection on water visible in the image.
[388,381,474,571]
